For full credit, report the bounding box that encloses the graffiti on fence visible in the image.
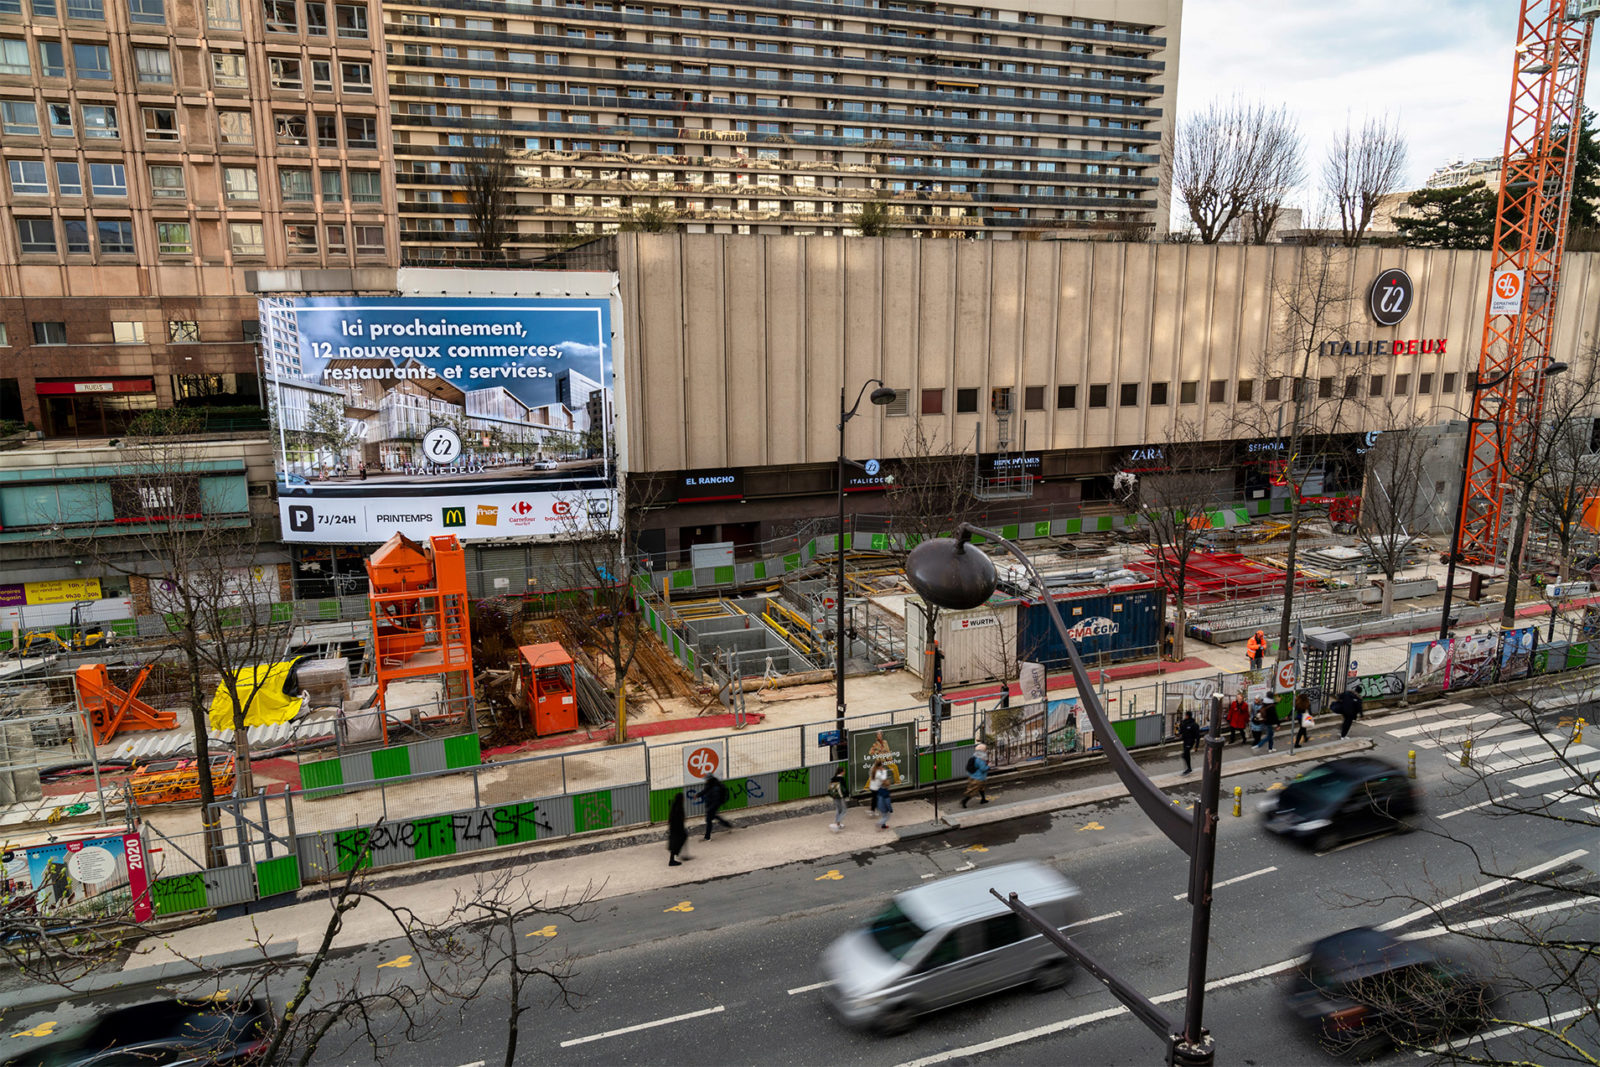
[332,803,553,870]
[1354,672,1406,700]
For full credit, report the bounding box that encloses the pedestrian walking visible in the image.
[870,761,893,828]
[1179,711,1201,774]
[1292,691,1312,749]
[700,773,733,840]
[1246,629,1267,670]
[962,743,991,808]
[1334,689,1363,739]
[827,766,848,830]
[1226,696,1250,744]
[1253,698,1276,751]
[667,793,690,866]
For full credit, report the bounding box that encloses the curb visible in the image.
[0,940,299,1015]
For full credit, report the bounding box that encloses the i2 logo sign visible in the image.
[1367,268,1415,327]
[421,426,462,465]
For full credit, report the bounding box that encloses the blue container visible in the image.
[1016,584,1166,669]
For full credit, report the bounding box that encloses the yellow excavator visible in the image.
[12,601,113,658]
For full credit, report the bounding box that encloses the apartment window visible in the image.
[306,113,333,148]
[127,0,164,22]
[223,166,258,200]
[55,161,80,195]
[65,0,103,15]
[1393,374,1409,396]
[1344,375,1360,398]
[304,0,325,33]
[1149,381,1168,406]
[270,57,302,90]
[219,110,252,145]
[920,388,943,415]
[7,160,48,196]
[1179,380,1198,404]
[955,388,978,414]
[1318,376,1334,399]
[325,223,346,253]
[1087,384,1109,408]
[348,170,380,203]
[1,100,38,136]
[148,164,184,199]
[1466,372,1477,391]
[318,168,341,201]
[39,41,65,77]
[340,62,371,92]
[1369,375,1385,397]
[228,221,263,254]
[142,106,178,141]
[0,38,29,76]
[262,0,295,32]
[354,225,384,255]
[111,320,145,343]
[97,218,133,252]
[206,0,241,30]
[344,114,376,149]
[33,321,68,344]
[1057,384,1077,409]
[1119,383,1139,407]
[133,47,171,84]
[311,60,331,92]
[167,319,199,342]
[212,53,248,88]
[1208,379,1226,403]
[1265,378,1281,402]
[47,102,72,136]
[1237,379,1254,403]
[275,112,307,146]
[89,162,126,195]
[1024,386,1045,411]
[334,2,366,36]
[279,167,313,201]
[73,43,111,79]
[62,216,89,253]
[156,222,191,255]
[285,222,318,253]
[1418,372,1434,395]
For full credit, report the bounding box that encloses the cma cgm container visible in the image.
[1016,583,1166,670]
[904,598,1019,687]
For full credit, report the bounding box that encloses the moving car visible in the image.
[533,458,559,470]
[276,471,311,495]
[1286,927,1493,1058]
[33,997,272,1065]
[820,860,1082,1033]
[1261,756,1420,850]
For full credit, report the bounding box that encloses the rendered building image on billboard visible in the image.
[260,281,619,543]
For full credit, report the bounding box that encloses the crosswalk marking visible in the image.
[1387,713,1500,739]
[1509,755,1600,789]
[1474,740,1596,774]
[1404,722,1528,750]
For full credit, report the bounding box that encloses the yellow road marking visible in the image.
[963,844,988,853]
[815,869,843,881]
[525,924,558,938]
[10,1022,58,1039]
[664,900,694,913]
[1077,821,1105,832]
[376,955,413,969]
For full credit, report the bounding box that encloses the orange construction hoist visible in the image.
[74,663,179,746]
[516,642,578,736]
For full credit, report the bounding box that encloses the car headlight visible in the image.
[1257,800,1278,813]
[1296,818,1331,831]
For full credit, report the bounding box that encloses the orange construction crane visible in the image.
[1456,0,1597,564]
[74,663,179,746]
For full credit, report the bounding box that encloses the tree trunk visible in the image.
[1276,495,1303,657]
[1173,597,1187,662]
[1381,575,1395,617]
[1500,484,1534,632]
[186,647,225,868]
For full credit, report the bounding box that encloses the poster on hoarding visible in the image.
[260,273,622,543]
[2,833,152,922]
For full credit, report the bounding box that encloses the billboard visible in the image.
[261,274,621,543]
[2,832,152,922]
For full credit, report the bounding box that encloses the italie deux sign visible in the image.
[1319,267,1447,358]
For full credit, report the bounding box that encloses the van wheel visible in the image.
[1031,960,1071,991]
[878,1003,915,1035]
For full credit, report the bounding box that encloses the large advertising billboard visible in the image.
[261,274,620,543]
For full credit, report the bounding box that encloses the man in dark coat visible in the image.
[1179,711,1201,775]
[667,793,690,866]
[701,773,733,840]
[1333,690,1363,739]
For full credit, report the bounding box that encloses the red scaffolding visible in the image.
[1128,550,1319,605]
[365,532,476,744]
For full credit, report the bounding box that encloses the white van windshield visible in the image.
[868,901,928,960]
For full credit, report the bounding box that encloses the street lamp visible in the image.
[1438,360,1566,641]
[906,526,1220,1067]
[835,379,898,756]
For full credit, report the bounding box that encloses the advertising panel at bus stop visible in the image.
[848,724,912,795]
[260,271,623,543]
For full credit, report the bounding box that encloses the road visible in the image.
[4,694,1595,1066]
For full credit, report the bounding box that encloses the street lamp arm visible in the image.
[840,378,891,428]
[953,523,1196,851]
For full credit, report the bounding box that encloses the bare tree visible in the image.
[1354,414,1430,615]
[883,419,981,548]
[1169,98,1305,244]
[1324,114,1408,247]
[463,128,523,262]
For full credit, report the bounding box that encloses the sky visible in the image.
[1174,0,1600,216]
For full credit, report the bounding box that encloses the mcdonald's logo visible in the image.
[441,506,466,528]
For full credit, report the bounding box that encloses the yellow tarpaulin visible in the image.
[209,661,304,732]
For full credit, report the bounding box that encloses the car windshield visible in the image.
[1282,766,1354,810]
[868,901,929,961]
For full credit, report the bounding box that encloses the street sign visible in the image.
[683,741,725,782]
[1274,660,1297,693]
[817,729,842,747]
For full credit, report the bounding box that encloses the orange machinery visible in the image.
[124,754,235,806]
[516,643,578,736]
[364,532,476,743]
[74,663,179,745]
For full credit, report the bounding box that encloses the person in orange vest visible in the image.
[1246,630,1267,670]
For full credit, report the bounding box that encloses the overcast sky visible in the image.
[1175,0,1600,213]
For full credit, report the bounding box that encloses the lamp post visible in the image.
[1438,360,1566,641]
[835,379,898,757]
[907,526,1219,1066]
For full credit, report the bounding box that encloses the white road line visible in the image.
[1398,898,1597,941]
[453,1062,486,1067]
[558,1005,725,1047]
[1410,722,1529,750]
[786,980,833,996]
[1460,731,1563,759]
[1064,910,1123,929]
[1377,849,1589,931]
[1476,741,1597,775]
[1438,793,1518,819]
[1388,713,1500,739]
[1173,866,1277,899]
[1420,1005,1592,1056]
[1509,755,1600,789]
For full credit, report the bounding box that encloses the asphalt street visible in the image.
[3,695,1595,1066]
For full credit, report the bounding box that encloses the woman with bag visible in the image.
[870,760,893,829]
[827,766,848,830]
[1292,692,1313,749]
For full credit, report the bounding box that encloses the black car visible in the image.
[1287,927,1493,1058]
[32,998,271,1065]
[1261,757,1421,850]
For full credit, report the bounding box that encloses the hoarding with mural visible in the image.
[2,832,152,922]
[260,270,623,543]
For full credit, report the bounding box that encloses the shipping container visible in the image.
[1015,584,1166,670]
[904,598,1019,686]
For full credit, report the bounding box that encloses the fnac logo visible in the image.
[441,506,466,528]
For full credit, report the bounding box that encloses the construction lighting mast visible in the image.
[1454,0,1597,565]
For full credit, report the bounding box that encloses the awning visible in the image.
[35,378,155,395]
